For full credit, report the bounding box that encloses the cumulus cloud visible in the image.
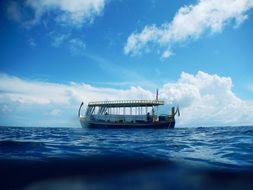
[0,72,253,127]
[0,73,71,105]
[23,0,107,27]
[124,0,253,58]
[160,71,253,126]
[6,0,108,55]
[0,73,153,126]
[0,73,152,106]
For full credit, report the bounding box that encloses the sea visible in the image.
[0,126,253,190]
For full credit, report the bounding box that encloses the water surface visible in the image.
[1,126,253,190]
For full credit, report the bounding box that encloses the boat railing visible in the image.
[90,115,155,122]
[88,99,164,106]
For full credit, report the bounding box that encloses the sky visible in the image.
[0,0,253,128]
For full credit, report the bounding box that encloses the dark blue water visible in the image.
[0,126,253,190]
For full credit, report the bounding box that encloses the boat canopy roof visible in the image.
[88,100,164,107]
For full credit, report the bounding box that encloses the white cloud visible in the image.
[0,73,71,105]
[0,71,253,127]
[124,25,161,55]
[0,73,153,126]
[24,0,107,27]
[69,38,86,55]
[6,0,108,56]
[49,32,70,47]
[124,0,253,58]
[49,109,62,116]
[48,32,86,55]
[160,71,253,126]
[161,50,173,59]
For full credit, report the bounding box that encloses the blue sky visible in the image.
[0,0,253,127]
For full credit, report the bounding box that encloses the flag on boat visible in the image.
[176,105,180,117]
[156,89,158,101]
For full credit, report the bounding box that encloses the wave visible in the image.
[0,154,252,190]
[0,126,253,189]
[0,140,46,151]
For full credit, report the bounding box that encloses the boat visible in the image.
[78,97,180,129]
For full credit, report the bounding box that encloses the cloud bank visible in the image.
[160,71,253,126]
[124,0,253,58]
[1,71,253,127]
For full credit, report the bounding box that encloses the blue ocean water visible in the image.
[0,126,253,190]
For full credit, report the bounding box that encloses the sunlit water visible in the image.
[1,126,253,190]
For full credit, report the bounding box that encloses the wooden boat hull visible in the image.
[80,119,175,129]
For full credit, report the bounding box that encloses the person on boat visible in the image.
[147,112,151,122]
[152,108,155,122]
